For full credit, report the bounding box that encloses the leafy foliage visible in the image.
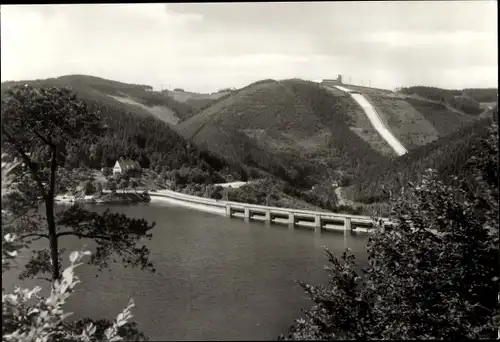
[448,95,483,115]
[1,232,25,274]
[56,206,155,272]
[2,239,146,341]
[281,122,499,340]
[1,85,155,282]
[163,166,227,187]
[83,181,95,195]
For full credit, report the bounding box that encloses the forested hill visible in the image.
[162,88,235,120]
[0,81,249,184]
[398,86,498,116]
[345,116,497,203]
[2,75,494,211]
[1,75,196,124]
[177,78,393,188]
[177,78,483,189]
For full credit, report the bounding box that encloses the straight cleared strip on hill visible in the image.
[335,85,408,156]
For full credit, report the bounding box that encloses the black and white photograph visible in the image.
[1,1,498,341]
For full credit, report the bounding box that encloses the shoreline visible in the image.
[55,191,151,205]
[149,193,226,216]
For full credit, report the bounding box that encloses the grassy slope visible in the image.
[321,84,395,156]
[367,95,440,149]
[364,94,478,150]
[329,84,479,151]
[403,98,477,135]
[1,75,193,125]
[164,89,231,103]
[343,84,394,95]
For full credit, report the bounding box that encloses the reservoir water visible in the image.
[3,201,369,340]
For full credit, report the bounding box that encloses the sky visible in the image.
[1,2,497,93]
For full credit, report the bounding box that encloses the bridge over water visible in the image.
[105,189,395,234]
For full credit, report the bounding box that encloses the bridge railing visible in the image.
[145,189,396,233]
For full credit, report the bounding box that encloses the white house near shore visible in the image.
[113,159,141,175]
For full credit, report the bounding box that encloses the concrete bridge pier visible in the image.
[344,217,352,235]
[314,215,322,233]
[244,207,250,223]
[288,213,295,228]
[264,210,271,223]
[264,210,272,226]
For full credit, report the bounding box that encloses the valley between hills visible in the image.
[1,74,497,216]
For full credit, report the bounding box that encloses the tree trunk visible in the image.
[46,199,60,281]
[47,147,60,281]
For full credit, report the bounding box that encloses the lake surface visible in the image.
[3,201,369,341]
